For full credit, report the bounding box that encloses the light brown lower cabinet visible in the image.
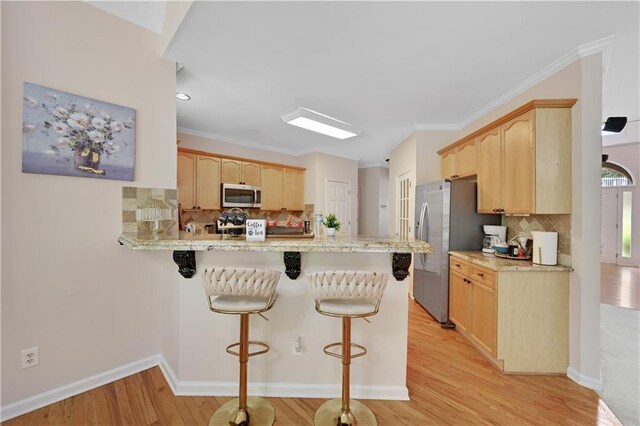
[449,256,568,373]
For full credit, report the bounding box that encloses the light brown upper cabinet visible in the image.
[440,139,478,180]
[177,148,305,212]
[478,107,571,214]
[477,128,503,213]
[284,168,305,211]
[177,151,196,210]
[260,165,306,211]
[177,152,221,210]
[260,165,284,211]
[221,159,261,186]
[196,156,221,210]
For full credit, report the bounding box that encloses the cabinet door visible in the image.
[470,281,497,356]
[449,270,471,332]
[457,140,478,177]
[283,168,305,211]
[196,156,221,210]
[477,128,502,213]
[502,111,534,213]
[221,159,242,184]
[260,165,284,211]
[242,161,261,186]
[441,150,457,179]
[177,151,196,209]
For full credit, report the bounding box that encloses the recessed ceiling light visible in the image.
[281,107,361,139]
[176,93,191,101]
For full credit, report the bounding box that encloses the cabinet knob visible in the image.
[492,209,497,213]
[477,273,484,277]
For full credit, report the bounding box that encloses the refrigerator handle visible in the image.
[423,202,430,243]
[417,202,427,240]
[421,202,429,266]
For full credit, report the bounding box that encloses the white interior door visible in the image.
[326,180,351,235]
[601,187,618,263]
[397,171,411,239]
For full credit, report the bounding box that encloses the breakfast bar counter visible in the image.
[119,232,431,280]
[118,232,432,253]
[118,233,432,401]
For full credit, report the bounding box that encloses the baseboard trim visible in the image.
[157,356,409,401]
[0,355,161,422]
[1,354,409,421]
[567,366,603,391]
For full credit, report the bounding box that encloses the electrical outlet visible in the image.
[21,347,39,369]
[292,336,303,356]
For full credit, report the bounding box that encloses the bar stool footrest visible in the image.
[226,340,270,357]
[323,342,367,359]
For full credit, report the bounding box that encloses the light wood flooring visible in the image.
[3,300,621,425]
[601,263,640,310]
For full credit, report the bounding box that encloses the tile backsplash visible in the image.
[122,186,178,234]
[182,204,315,230]
[504,214,571,266]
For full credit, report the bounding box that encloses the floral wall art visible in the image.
[22,82,135,181]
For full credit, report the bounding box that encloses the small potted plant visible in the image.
[323,213,341,237]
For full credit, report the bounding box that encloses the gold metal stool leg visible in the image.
[314,317,377,426]
[210,313,275,426]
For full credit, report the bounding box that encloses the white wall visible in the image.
[303,152,359,236]
[178,131,305,168]
[388,133,416,236]
[378,167,389,237]
[416,130,457,185]
[1,1,177,407]
[170,252,409,399]
[358,167,389,236]
[603,142,640,183]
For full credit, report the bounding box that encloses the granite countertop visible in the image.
[119,232,433,253]
[449,251,573,272]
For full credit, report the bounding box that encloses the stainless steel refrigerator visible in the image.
[414,180,501,327]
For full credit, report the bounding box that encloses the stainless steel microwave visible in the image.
[221,183,261,208]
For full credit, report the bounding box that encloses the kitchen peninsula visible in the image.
[118,230,432,400]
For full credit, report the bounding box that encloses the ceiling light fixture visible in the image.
[602,116,627,135]
[281,107,361,139]
[176,93,191,101]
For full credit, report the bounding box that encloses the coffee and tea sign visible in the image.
[246,219,266,241]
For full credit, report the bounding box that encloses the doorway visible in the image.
[601,186,638,266]
[326,179,351,235]
[397,171,412,239]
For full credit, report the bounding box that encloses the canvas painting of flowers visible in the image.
[22,82,135,181]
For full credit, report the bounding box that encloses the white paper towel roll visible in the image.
[532,231,558,265]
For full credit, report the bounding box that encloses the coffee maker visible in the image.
[482,225,507,254]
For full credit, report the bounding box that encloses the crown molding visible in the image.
[414,123,460,131]
[415,36,614,133]
[177,126,303,157]
[358,161,389,169]
[177,127,362,162]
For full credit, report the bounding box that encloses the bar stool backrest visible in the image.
[307,271,388,302]
[202,267,281,299]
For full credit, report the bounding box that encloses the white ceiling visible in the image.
[165,2,639,165]
[87,1,166,34]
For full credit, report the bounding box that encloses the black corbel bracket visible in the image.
[173,250,196,278]
[283,251,301,279]
[392,253,412,281]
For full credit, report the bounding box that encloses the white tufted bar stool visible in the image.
[307,271,388,426]
[202,267,281,426]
